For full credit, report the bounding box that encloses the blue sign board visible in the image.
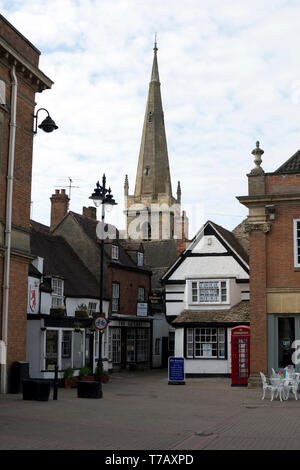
[168,357,185,385]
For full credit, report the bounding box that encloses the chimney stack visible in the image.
[50,189,69,230]
[175,210,189,257]
[82,206,97,220]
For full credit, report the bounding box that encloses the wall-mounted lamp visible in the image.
[33,108,58,134]
[266,204,276,221]
[40,327,46,332]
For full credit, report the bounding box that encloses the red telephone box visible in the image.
[231,325,250,386]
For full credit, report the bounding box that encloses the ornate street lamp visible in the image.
[33,108,58,134]
[89,173,117,397]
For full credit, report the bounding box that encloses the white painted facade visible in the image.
[27,257,110,379]
[162,222,249,377]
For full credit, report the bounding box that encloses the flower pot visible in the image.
[79,376,95,382]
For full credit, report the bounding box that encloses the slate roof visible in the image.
[70,212,150,273]
[30,220,100,298]
[274,149,300,174]
[122,239,178,289]
[172,301,250,325]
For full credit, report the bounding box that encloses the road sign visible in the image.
[93,315,108,331]
[168,357,185,385]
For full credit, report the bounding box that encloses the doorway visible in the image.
[278,317,295,368]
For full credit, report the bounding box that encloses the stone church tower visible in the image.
[124,42,184,241]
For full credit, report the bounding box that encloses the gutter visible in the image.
[1,65,17,394]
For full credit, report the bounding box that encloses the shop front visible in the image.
[268,314,300,374]
[108,318,152,370]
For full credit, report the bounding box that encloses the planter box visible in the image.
[77,381,102,398]
[22,379,51,401]
[75,310,89,318]
[79,376,95,382]
[50,308,67,318]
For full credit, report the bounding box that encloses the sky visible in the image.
[2,0,300,238]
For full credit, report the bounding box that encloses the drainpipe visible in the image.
[1,65,18,394]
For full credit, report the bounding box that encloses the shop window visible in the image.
[186,327,226,359]
[136,328,149,362]
[61,330,72,369]
[110,328,121,363]
[45,330,58,370]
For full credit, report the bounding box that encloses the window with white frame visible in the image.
[138,286,145,302]
[136,328,149,362]
[112,282,120,312]
[190,280,228,304]
[186,327,226,359]
[294,219,300,267]
[137,252,144,267]
[111,245,119,261]
[110,328,121,363]
[88,302,97,316]
[51,278,64,308]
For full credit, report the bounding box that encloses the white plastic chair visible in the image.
[260,372,283,401]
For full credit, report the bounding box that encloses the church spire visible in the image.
[134,40,173,199]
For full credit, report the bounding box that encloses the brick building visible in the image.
[48,191,153,371]
[0,15,53,392]
[238,142,300,385]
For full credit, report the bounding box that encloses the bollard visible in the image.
[53,365,58,400]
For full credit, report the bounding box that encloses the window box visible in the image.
[75,310,89,318]
[50,307,67,318]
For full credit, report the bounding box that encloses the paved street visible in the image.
[1,369,300,451]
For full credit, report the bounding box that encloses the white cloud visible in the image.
[2,0,300,237]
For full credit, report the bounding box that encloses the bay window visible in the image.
[186,327,226,359]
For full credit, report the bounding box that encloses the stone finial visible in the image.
[250,141,264,175]
[124,174,129,196]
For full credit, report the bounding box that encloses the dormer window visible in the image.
[111,245,119,261]
[137,252,144,267]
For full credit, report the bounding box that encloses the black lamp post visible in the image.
[89,174,117,397]
[33,108,58,134]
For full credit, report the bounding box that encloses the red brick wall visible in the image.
[6,258,28,368]
[249,230,268,374]
[265,173,300,195]
[266,205,300,287]
[107,266,151,316]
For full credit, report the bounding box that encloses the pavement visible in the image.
[1,368,300,451]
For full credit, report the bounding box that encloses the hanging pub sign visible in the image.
[29,281,39,313]
[149,291,164,313]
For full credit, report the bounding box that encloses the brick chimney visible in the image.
[175,210,189,257]
[50,189,69,230]
[82,206,97,220]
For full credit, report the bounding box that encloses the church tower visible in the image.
[124,41,183,240]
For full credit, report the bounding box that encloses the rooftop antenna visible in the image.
[54,177,80,199]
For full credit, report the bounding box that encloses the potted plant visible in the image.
[75,303,89,318]
[63,367,77,389]
[79,366,94,381]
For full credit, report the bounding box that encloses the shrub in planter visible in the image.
[63,367,77,389]
[75,304,89,318]
[79,366,94,381]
